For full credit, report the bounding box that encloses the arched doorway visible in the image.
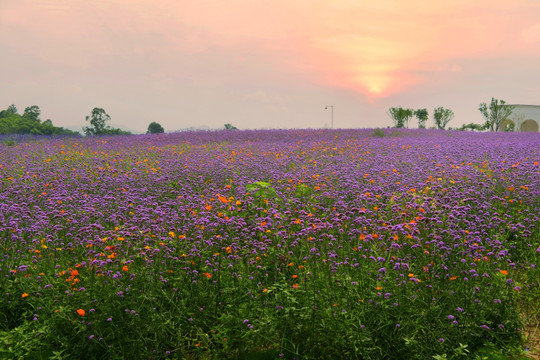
[521,119,539,132]
[498,119,515,132]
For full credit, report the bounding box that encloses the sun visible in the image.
[314,35,417,98]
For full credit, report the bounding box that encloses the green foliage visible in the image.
[433,107,455,130]
[147,121,165,134]
[84,107,130,136]
[503,122,515,132]
[0,104,78,136]
[246,181,278,206]
[415,108,429,128]
[458,122,488,131]
[224,123,238,130]
[6,104,18,115]
[1,139,17,146]
[478,98,515,132]
[372,128,385,138]
[388,107,414,128]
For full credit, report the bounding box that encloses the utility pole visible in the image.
[325,105,334,129]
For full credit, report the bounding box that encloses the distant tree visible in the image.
[458,122,487,131]
[415,108,429,129]
[388,107,414,128]
[7,104,18,115]
[433,107,454,130]
[23,105,41,123]
[83,108,128,136]
[106,128,131,135]
[478,98,514,132]
[224,123,238,130]
[84,108,111,136]
[0,104,79,136]
[147,122,165,134]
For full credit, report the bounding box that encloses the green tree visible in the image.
[23,105,41,123]
[433,107,454,130]
[224,123,238,130]
[388,107,414,128]
[147,122,165,134]
[0,104,79,136]
[478,98,514,132]
[84,107,111,136]
[458,122,487,131]
[414,108,429,129]
[7,104,18,115]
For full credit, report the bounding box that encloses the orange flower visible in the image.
[22,293,29,298]
[292,274,298,279]
[122,265,129,272]
[77,309,85,316]
[500,270,508,276]
[450,276,458,281]
[218,196,229,203]
[71,269,78,277]
[292,283,299,289]
[203,272,212,279]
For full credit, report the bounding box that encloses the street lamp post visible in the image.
[325,105,334,129]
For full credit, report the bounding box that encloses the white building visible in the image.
[498,104,540,132]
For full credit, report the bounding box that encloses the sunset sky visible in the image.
[2,0,540,133]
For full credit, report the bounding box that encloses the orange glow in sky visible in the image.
[2,0,540,131]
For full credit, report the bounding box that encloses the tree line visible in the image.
[0,104,168,136]
[388,98,515,131]
[0,104,79,136]
[2,98,516,137]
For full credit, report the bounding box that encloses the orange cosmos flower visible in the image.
[22,293,29,298]
[292,284,299,289]
[203,272,212,279]
[122,265,129,272]
[77,309,85,316]
[218,196,229,203]
[500,270,508,276]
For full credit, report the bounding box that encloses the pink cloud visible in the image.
[2,0,540,98]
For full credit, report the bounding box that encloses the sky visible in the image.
[2,0,540,133]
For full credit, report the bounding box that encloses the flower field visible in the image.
[1,129,539,359]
